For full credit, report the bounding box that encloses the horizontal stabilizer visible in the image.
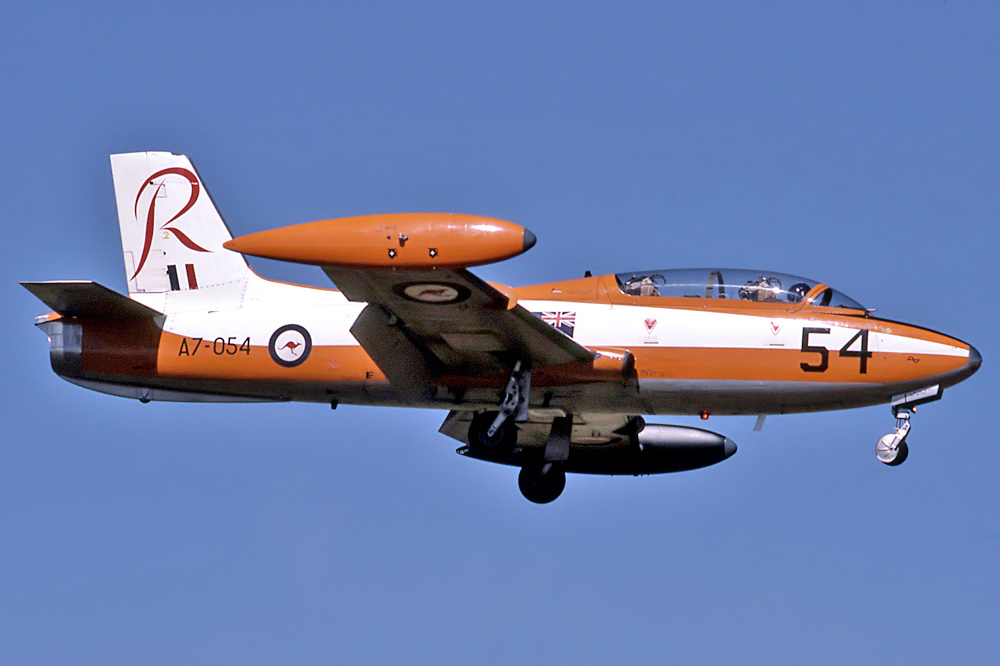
[21,281,162,319]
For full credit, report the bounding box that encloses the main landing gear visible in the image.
[468,410,516,452]
[467,360,530,453]
[466,361,569,503]
[518,463,566,504]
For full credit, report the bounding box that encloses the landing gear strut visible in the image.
[467,361,530,453]
[876,408,910,466]
[487,360,530,438]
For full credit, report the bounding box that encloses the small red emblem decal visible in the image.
[279,341,303,356]
[644,318,657,334]
[415,288,450,298]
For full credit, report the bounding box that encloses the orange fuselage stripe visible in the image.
[155,332,963,386]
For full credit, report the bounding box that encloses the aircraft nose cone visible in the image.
[968,345,982,373]
[522,228,537,252]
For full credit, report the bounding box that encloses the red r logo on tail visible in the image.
[131,167,210,279]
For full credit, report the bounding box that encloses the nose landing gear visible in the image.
[875,384,943,467]
[876,409,910,466]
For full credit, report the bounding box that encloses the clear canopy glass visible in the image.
[614,268,865,309]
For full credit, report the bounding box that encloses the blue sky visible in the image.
[2,2,997,663]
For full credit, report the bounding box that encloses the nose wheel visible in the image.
[876,408,911,466]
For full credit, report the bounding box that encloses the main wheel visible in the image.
[518,463,566,504]
[876,434,909,466]
[468,411,516,453]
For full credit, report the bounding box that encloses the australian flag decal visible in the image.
[533,311,576,337]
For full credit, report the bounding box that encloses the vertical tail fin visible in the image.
[111,152,250,310]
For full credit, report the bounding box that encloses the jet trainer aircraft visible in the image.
[23,152,981,502]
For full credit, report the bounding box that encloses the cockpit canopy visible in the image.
[615,268,865,309]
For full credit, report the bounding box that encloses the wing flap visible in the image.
[350,304,439,400]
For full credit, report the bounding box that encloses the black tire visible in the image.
[518,464,566,504]
[886,441,909,466]
[468,411,516,452]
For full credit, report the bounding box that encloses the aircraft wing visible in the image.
[223,213,596,400]
[323,266,595,398]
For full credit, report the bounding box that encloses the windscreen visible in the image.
[615,268,865,309]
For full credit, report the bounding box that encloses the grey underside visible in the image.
[59,371,959,415]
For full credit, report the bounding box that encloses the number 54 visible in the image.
[800,328,871,374]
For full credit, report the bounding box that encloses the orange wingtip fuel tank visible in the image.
[223,213,537,269]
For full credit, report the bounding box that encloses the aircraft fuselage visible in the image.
[36,273,978,417]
